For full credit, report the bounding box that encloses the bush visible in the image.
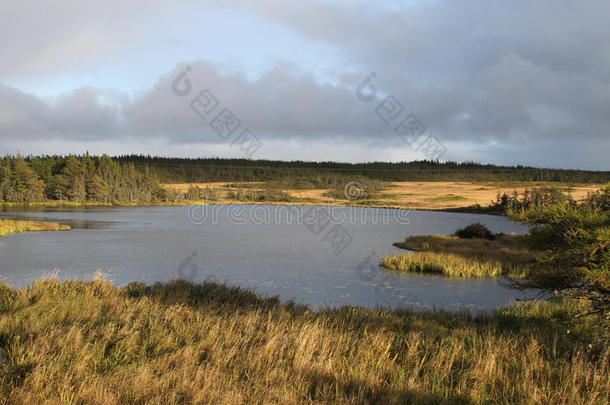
[454,223,495,240]
[513,201,610,338]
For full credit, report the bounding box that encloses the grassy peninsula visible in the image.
[381,233,536,278]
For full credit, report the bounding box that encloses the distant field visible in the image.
[162,181,602,211]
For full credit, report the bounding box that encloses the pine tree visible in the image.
[10,156,44,202]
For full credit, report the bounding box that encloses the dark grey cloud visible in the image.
[229,0,610,144]
[125,61,387,143]
[0,84,122,140]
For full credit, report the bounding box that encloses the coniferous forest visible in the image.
[2,154,610,204]
[0,155,164,204]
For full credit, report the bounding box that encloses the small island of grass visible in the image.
[380,225,537,278]
[0,219,71,237]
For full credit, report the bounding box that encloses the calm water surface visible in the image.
[0,205,536,311]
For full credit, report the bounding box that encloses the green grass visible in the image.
[0,278,608,404]
[383,234,536,278]
[0,219,70,237]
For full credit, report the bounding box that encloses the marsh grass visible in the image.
[0,219,70,237]
[380,251,527,278]
[383,234,536,278]
[0,278,607,404]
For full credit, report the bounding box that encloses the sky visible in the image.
[1,0,609,170]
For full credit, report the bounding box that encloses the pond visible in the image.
[0,205,537,311]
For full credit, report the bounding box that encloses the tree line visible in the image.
[116,155,610,183]
[2,154,610,203]
[0,155,165,203]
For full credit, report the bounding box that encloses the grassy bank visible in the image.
[0,219,70,237]
[0,278,607,404]
[381,234,536,278]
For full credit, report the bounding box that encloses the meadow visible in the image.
[0,278,608,405]
[162,181,601,211]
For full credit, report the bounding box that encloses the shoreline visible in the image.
[3,180,600,216]
[0,199,504,216]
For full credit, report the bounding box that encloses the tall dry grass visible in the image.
[0,278,608,404]
[379,251,527,278]
[382,234,536,278]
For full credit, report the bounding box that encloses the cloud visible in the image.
[0,84,123,140]
[124,61,387,143]
[0,0,170,78]
[1,1,609,169]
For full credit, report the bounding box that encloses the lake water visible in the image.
[0,205,536,311]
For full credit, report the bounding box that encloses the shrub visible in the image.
[454,223,495,240]
[513,201,610,338]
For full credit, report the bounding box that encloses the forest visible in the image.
[2,154,610,203]
[115,155,610,183]
[0,155,165,204]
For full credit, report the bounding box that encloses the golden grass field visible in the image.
[0,278,608,404]
[163,181,601,211]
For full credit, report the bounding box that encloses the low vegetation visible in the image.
[0,278,608,404]
[0,219,70,237]
[424,195,468,202]
[225,188,295,202]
